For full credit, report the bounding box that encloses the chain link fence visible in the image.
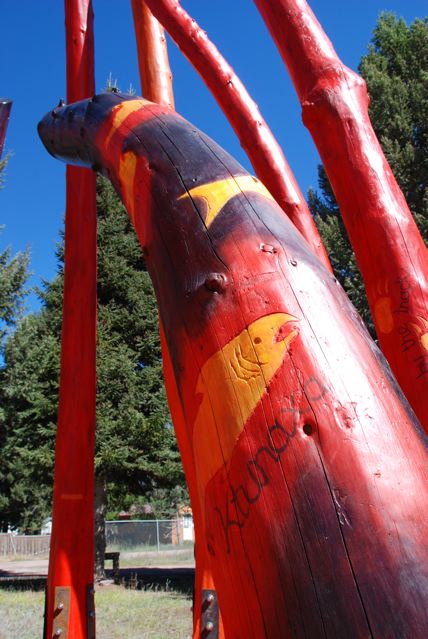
[105,518,194,553]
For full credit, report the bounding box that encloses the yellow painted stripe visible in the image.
[118,151,138,225]
[178,175,275,227]
[104,99,148,149]
[192,312,299,511]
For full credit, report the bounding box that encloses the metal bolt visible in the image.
[206,593,215,604]
[56,602,64,611]
[260,243,276,254]
[53,630,62,637]
[205,621,214,632]
[290,259,297,266]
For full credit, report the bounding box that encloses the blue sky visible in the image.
[1,0,427,313]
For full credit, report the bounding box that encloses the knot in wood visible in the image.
[204,273,227,293]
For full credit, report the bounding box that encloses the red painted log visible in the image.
[254,0,428,431]
[131,0,175,109]
[39,93,428,638]
[142,0,331,270]
[0,99,12,159]
[44,2,97,638]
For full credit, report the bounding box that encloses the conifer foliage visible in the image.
[0,177,185,532]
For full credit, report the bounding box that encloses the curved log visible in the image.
[39,93,428,638]
[254,0,428,431]
[142,0,331,269]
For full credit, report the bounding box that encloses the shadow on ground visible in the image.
[0,566,194,594]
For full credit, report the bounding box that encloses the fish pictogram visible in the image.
[192,312,299,513]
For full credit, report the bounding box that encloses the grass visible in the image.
[117,547,194,567]
[0,586,193,639]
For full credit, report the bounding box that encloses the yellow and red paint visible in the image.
[178,175,275,228]
[411,316,428,352]
[369,273,428,417]
[39,94,428,639]
[192,312,299,513]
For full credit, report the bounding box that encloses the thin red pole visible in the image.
[130,6,222,635]
[0,99,12,159]
[142,0,331,270]
[131,0,174,109]
[45,1,97,637]
[254,0,428,430]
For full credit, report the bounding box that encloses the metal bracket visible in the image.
[52,586,70,638]
[86,583,96,639]
[201,589,219,638]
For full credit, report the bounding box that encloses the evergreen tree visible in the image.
[310,14,428,332]
[0,159,29,350]
[0,177,186,535]
[0,157,31,526]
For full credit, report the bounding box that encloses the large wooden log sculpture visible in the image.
[39,93,428,638]
[44,1,97,637]
[254,0,428,431]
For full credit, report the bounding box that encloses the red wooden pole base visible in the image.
[39,93,428,638]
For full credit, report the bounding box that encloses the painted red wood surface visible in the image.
[44,2,97,638]
[0,99,12,158]
[143,0,331,270]
[39,93,428,638]
[131,0,175,109]
[254,0,428,431]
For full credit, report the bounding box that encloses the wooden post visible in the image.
[130,5,223,632]
[44,1,97,637]
[131,0,174,109]
[39,93,428,638]
[254,0,428,430]
[0,99,12,158]
[142,0,331,270]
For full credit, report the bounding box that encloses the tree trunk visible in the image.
[94,475,107,581]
